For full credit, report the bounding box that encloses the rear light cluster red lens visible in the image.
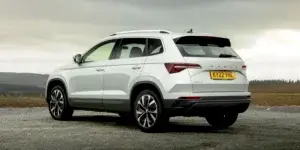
[164,63,201,74]
[242,65,247,70]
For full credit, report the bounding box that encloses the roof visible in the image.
[109,29,218,39]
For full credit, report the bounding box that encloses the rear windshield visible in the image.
[174,36,240,58]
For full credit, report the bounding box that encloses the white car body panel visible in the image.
[67,61,107,100]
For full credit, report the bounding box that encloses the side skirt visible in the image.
[69,98,131,113]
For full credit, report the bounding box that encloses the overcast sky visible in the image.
[0,0,300,80]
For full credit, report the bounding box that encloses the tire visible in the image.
[119,112,133,120]
[132,89,168,132]
[48,85,74,120]
[118,112,129,118]
[205,113,238,129]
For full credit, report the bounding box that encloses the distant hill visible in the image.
[0,73,48,94]
[0,72,299,95]
[250,79,300,84]
[0,83,45,94]
[0,72,48,87]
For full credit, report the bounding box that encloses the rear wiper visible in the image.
[218,54,236,58]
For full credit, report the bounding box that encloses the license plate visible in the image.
[209,71,236,80]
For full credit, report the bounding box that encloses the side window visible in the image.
[83,40,117,63]
[116,38,146,59]
[147,38,164,55]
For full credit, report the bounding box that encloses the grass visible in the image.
[0,84,300,108]
[0,96,46,108]
[251,93,300,106]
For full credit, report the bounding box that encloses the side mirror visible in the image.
[73,54,82,64]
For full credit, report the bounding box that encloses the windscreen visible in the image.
[174,36,240,58]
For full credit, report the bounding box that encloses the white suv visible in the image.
[45,30,251,132]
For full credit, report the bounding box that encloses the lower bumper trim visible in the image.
[164,96,251,117]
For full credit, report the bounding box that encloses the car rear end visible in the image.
[165,35,251,116]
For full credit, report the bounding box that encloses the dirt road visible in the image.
[0,107,299,150]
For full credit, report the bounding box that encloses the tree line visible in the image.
[250,79,300,84]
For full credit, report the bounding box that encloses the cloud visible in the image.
[0,48,80,74]
[239,29,300,80]
[0,0,299,49]
[0,0,299,31]
[0,0,300,79]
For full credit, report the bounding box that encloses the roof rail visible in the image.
[110,30,172,36]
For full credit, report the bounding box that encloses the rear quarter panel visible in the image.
[137,36,194,100]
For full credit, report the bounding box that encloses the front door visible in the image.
[67,39,118,109]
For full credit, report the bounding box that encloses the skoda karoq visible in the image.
[45,30,251,132]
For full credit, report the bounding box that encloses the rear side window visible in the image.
[147,38,163,56]
[116,38,146,59]
[174,36,240,58]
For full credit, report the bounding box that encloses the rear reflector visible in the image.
[242,65,247,70]
[178,96,201,100]
[165,63,201,74]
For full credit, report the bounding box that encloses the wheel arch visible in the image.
[129,81,164,110]
[45,78,68,103]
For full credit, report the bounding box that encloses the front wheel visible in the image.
[48,85,74,120]
[205,113,238,129]
[133,89,168,132]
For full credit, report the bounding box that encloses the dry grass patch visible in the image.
[0,96,46,108]
[251,93,300,106]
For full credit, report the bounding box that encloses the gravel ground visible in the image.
[0,107,299,150]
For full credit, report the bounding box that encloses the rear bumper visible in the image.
[164,96,251,117]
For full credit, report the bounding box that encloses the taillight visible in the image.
[164,63,201,74]
[242,65,247,70]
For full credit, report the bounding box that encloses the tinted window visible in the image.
[83,40,117,63]
[147,38,163,55]
[174,36,240,58]
[116,38,146,59]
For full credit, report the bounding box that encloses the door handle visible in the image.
[96,68,105,72]
[132,66,141,70]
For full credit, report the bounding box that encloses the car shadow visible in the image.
[69,114,137,129]
[67,114,240,134]
[166,122,237,134]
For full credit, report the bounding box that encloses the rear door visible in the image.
[102,38,147,111]
[173,36,248,93]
